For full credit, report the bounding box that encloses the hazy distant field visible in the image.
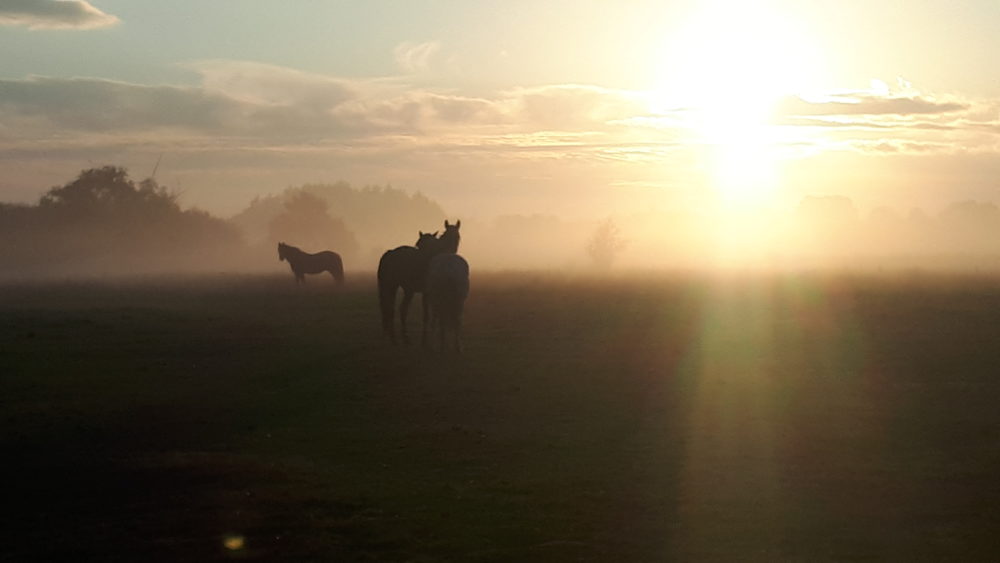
[3,271,1000,561]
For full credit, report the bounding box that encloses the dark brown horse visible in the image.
[377,231,441,344]
[278,242,344,284]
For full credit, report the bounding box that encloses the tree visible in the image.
[40,166,178,216]
[229,182,447,257]
[267,190,360,259]
[586,218,628,270]
[0,166,245,275]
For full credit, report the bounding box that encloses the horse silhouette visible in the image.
[278,242,344,285]
[425,253,470,352]
[378,220,462,344]
[377,231,443,344]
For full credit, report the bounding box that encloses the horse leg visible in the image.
[421,293,430,348]
[379,282,397,343]
[329,268,344,285]
[400,289,414,344]
[438,313,446,352]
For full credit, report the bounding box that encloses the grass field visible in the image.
[3,270,1000,561]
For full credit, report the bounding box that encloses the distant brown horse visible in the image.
[278,242,344,284]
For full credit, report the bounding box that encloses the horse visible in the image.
[424,253,470,352]
[421,219,464,348]
[377,231,443,344]
[278,242,344,285]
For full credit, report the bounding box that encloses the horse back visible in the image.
[378,246,428,290]
[427,254,470,299]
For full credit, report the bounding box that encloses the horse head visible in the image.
[440,219,461,253]
[416,231,440,252]
[278,242,287,262]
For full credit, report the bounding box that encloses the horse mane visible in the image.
[279,242,302,254]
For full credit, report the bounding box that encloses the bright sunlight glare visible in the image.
[653,0,826,207]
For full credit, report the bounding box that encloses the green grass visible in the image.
[3,271,1000,561]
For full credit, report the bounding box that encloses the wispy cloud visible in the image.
[764,80,998,157]
[510,85,651,132]
[0,0,119,30]
[185,60,356,108]
[777,94,966,117]
[393,41,442,73]
[0,63,656,144]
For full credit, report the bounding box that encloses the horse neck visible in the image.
[415,244,446,270]
[439,234,460,254]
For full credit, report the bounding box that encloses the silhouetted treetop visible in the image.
[0,166,245,276]
[40,165,178,215]
[587,218,628,270]
[231,181,447,258]
[267,191,360,259]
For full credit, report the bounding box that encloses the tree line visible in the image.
[0,166,446,277]
[3,165,1000,277]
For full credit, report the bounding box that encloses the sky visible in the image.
[1,0,999,220]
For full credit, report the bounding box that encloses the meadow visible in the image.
[3,270,1000,561]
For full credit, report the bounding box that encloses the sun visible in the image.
[653,1,825,207]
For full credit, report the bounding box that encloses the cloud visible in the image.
[0,76,242,134]
[777,93,966,117]
[393,41,441,73]
[777,116,958,131]
[185,60,356,108]
[0,62,662,147]
[3,61,997,214]
[0,0,119,30]
[510,85,650,131]
[767,85,992,156]
[332,92,503,134]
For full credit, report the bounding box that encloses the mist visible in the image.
[4,166,1000,281]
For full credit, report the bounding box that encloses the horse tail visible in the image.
[377,252,396,339]
[331,252,345,284]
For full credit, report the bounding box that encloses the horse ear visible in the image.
[419,231,425,236]
[433,231,439,237]
[456,220,461,229]
[444,220,450,228]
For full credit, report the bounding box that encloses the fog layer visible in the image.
[4,167,1000,279]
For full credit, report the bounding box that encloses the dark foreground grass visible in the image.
[3,270,1000,561]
